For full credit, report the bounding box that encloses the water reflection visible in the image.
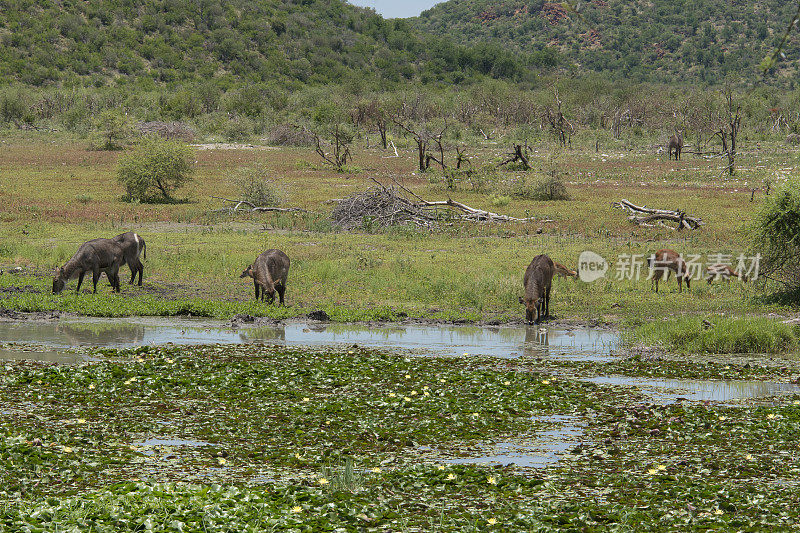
[584,375,800,404]
[0,318,621,360]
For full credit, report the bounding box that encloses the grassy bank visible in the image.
[628,316,800,354]
[0,135,796,325]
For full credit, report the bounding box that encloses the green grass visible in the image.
[628,316,799,354]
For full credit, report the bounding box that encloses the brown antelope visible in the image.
[668,133,683,160]
[706,264,748,284]
[112,232,146,285]
[519,254,555,324]
[240,249,290,304]
[647,249,690,293]
[553,262,578,279]
[53,239,124,294]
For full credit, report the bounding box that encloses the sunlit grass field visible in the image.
[0,130,796,323]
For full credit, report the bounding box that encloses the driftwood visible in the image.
[612,199,703,230]
[211,196,306,213]
[331,179,552,229]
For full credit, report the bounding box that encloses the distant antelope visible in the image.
[240,249,290,305]
[668,133,683,160]
[706,264,748,284]
[647,249,690,293]
[553,262,578,279]
[519,254,555,324]
[53,239,124,294]
[112,232,146,285]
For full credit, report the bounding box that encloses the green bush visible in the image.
[117,137,194,202]
[88,109,133,150]
[232,163,285,207]
[752,177,800,290]
[505,173,571,201]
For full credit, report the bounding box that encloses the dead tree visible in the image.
[542,86,574,147]
[392,116,447,171]
[455,146,470,169]
[498,142,531,170]
[715,89,741,177]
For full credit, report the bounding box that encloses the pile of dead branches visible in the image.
[331,184,439,229]
[138,121,195,142]
[612,199,703,230]
[331,179,552,229]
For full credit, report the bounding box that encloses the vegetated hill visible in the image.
[0,0,559,90]
[412,0,800,85]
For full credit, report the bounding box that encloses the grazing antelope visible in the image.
[112,232,146,285]
[706,264,748,284]
[553,262,578,279]
[53,239,124,294]
[668,133,683,160]
[647,249,690,293]
[519,254,555,325]
[240,249,290,305]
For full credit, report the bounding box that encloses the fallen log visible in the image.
[211,196,307,213]
[612,198,703,230]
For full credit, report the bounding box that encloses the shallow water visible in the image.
[439,419,586,468]
[584,376,800,404]
[0,347,87,364]
[0,317,620,360]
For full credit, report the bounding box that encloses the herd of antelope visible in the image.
[52,235,745,325]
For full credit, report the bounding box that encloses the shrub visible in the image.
[232,163,285,207]
[506,172,571,201]
[752,177,800,290]
[89,109,133,150]
[117,137,194,202]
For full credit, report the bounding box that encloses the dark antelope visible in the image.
[519,254,554,324]
[706,264,748,284]
[53,239,124,294]
[240,249,290,304]
[647,249,690,293]
[668,133,683,160]
[112,232,146,285]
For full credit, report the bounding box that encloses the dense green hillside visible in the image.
[0,0,557,90]
[412,0,800,85]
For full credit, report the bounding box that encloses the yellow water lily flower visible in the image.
[541,380,550,385]
[718,416,726,421]
[767,414,776,419]
[437,465,445,470]
[217,457,227,465]
[62,446,73,453]
[446,473,455,480]
[389,392,396,397]
[746,454,754,460]
[318,478,329,485]
[487,476,497,485]
[302,397,310,402]
[88,384,95,390]
[403,396,412,402]
[503,380,511,386]
[77,418,87,424]
[714,509,723,515]
[647,468,657,475]
[371,467,381,473]
[294,453,302,460]
[405,374,411,379]
[657,465,667,471]
[291,506,302,513]
[488,518,497,525]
